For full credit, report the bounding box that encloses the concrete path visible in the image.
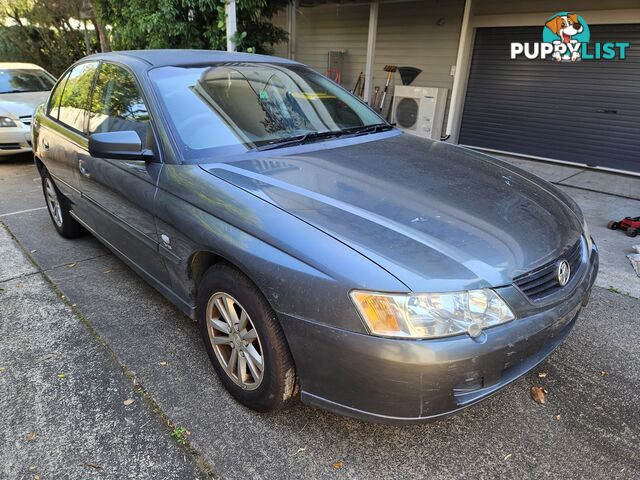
[0,224,204,479]
[2,157,640,479]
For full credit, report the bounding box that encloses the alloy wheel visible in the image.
[44,178,63,228]
[206,292,264,390]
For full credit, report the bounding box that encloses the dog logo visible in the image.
[511,13,629,61]
[556,260,571,287]
[543,12,589,61]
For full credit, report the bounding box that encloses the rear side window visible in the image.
[47,71,70,118]
[58,61,99,132]
[88,63,150,143]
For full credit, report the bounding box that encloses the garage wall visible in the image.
[474,0,640,16]
[373,0,464,117]
[269,9,289,59]
[288,0,464,131]
[295,4,371,91]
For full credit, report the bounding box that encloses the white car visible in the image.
[0,62,56,157]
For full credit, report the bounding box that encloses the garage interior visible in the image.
[271,0,640,174]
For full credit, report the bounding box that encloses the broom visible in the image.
[378,65,397,113]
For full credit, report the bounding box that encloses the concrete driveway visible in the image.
[1,155,640,479]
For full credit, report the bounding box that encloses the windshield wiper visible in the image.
[339,123,393,136]
[255,130,342,151]
[254,124,393,152]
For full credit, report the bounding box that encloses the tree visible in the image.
[94,0,289,54]
[0,0,96,75]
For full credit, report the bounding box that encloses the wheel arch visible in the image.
[188,250,263,303]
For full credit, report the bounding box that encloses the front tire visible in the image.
[41,170,85,238]
[607,221,619,230]
[197,264,298,412]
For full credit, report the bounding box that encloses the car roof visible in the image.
[0,62,46,70]
[85,49,299,68]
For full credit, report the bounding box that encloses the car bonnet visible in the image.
[200,134,582,292]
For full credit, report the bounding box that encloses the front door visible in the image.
[78,61,169,285]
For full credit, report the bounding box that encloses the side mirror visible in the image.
[88,130,154,161]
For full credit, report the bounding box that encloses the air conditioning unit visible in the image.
[391,86,448,140]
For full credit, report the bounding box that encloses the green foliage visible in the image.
[0,0,288,77]
[170,426,190,445]
[95,0,289,54]
[0,0,98,75]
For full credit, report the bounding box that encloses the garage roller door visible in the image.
[459,25,640,173]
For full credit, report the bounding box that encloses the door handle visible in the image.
[78,159,90,178]
[42,139,49,150]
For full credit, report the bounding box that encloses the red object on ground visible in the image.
[607,217,640,237]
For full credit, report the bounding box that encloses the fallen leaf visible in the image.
[503,453,512,460]
[82,463,102,469]
[530,386,547,404]
[0,367,6,372]
[537,372,547,378]
[600,371,609,377]
[56,373,66,379]
[291,447,306,456]
[123,398,135,406]
[29,465,36,470]
[35,475,41,480]
[67,262,76,268]
[159,361,168,366]
[554,414,561,421]
[26,432,37,441]
[103,269,112,274]
[332,461,344,469]
[30,249,37,253]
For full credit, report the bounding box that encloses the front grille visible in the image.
[514,239,583,301]
[0,143,22,150]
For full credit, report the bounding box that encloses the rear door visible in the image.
[79,61,169,285]
[38,61,98,199]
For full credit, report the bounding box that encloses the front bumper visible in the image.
[279,243,599,425]
[0,127,32,156]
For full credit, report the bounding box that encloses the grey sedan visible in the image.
[32,50,598,424]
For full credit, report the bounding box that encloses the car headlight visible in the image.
[351,289,515,339]
[0,116,17,127]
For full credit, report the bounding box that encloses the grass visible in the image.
[171,426,190,446]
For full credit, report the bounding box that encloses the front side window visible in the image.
[0,68,55,94]
[88,63,150,144]
[149,63,385,161]
[58,62,99,132]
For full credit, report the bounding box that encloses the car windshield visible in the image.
[0,68,55,94]
[149,63,386,160]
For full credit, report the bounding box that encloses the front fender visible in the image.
[154,164,408,332]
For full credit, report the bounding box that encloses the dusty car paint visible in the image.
[32,50,598,424]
